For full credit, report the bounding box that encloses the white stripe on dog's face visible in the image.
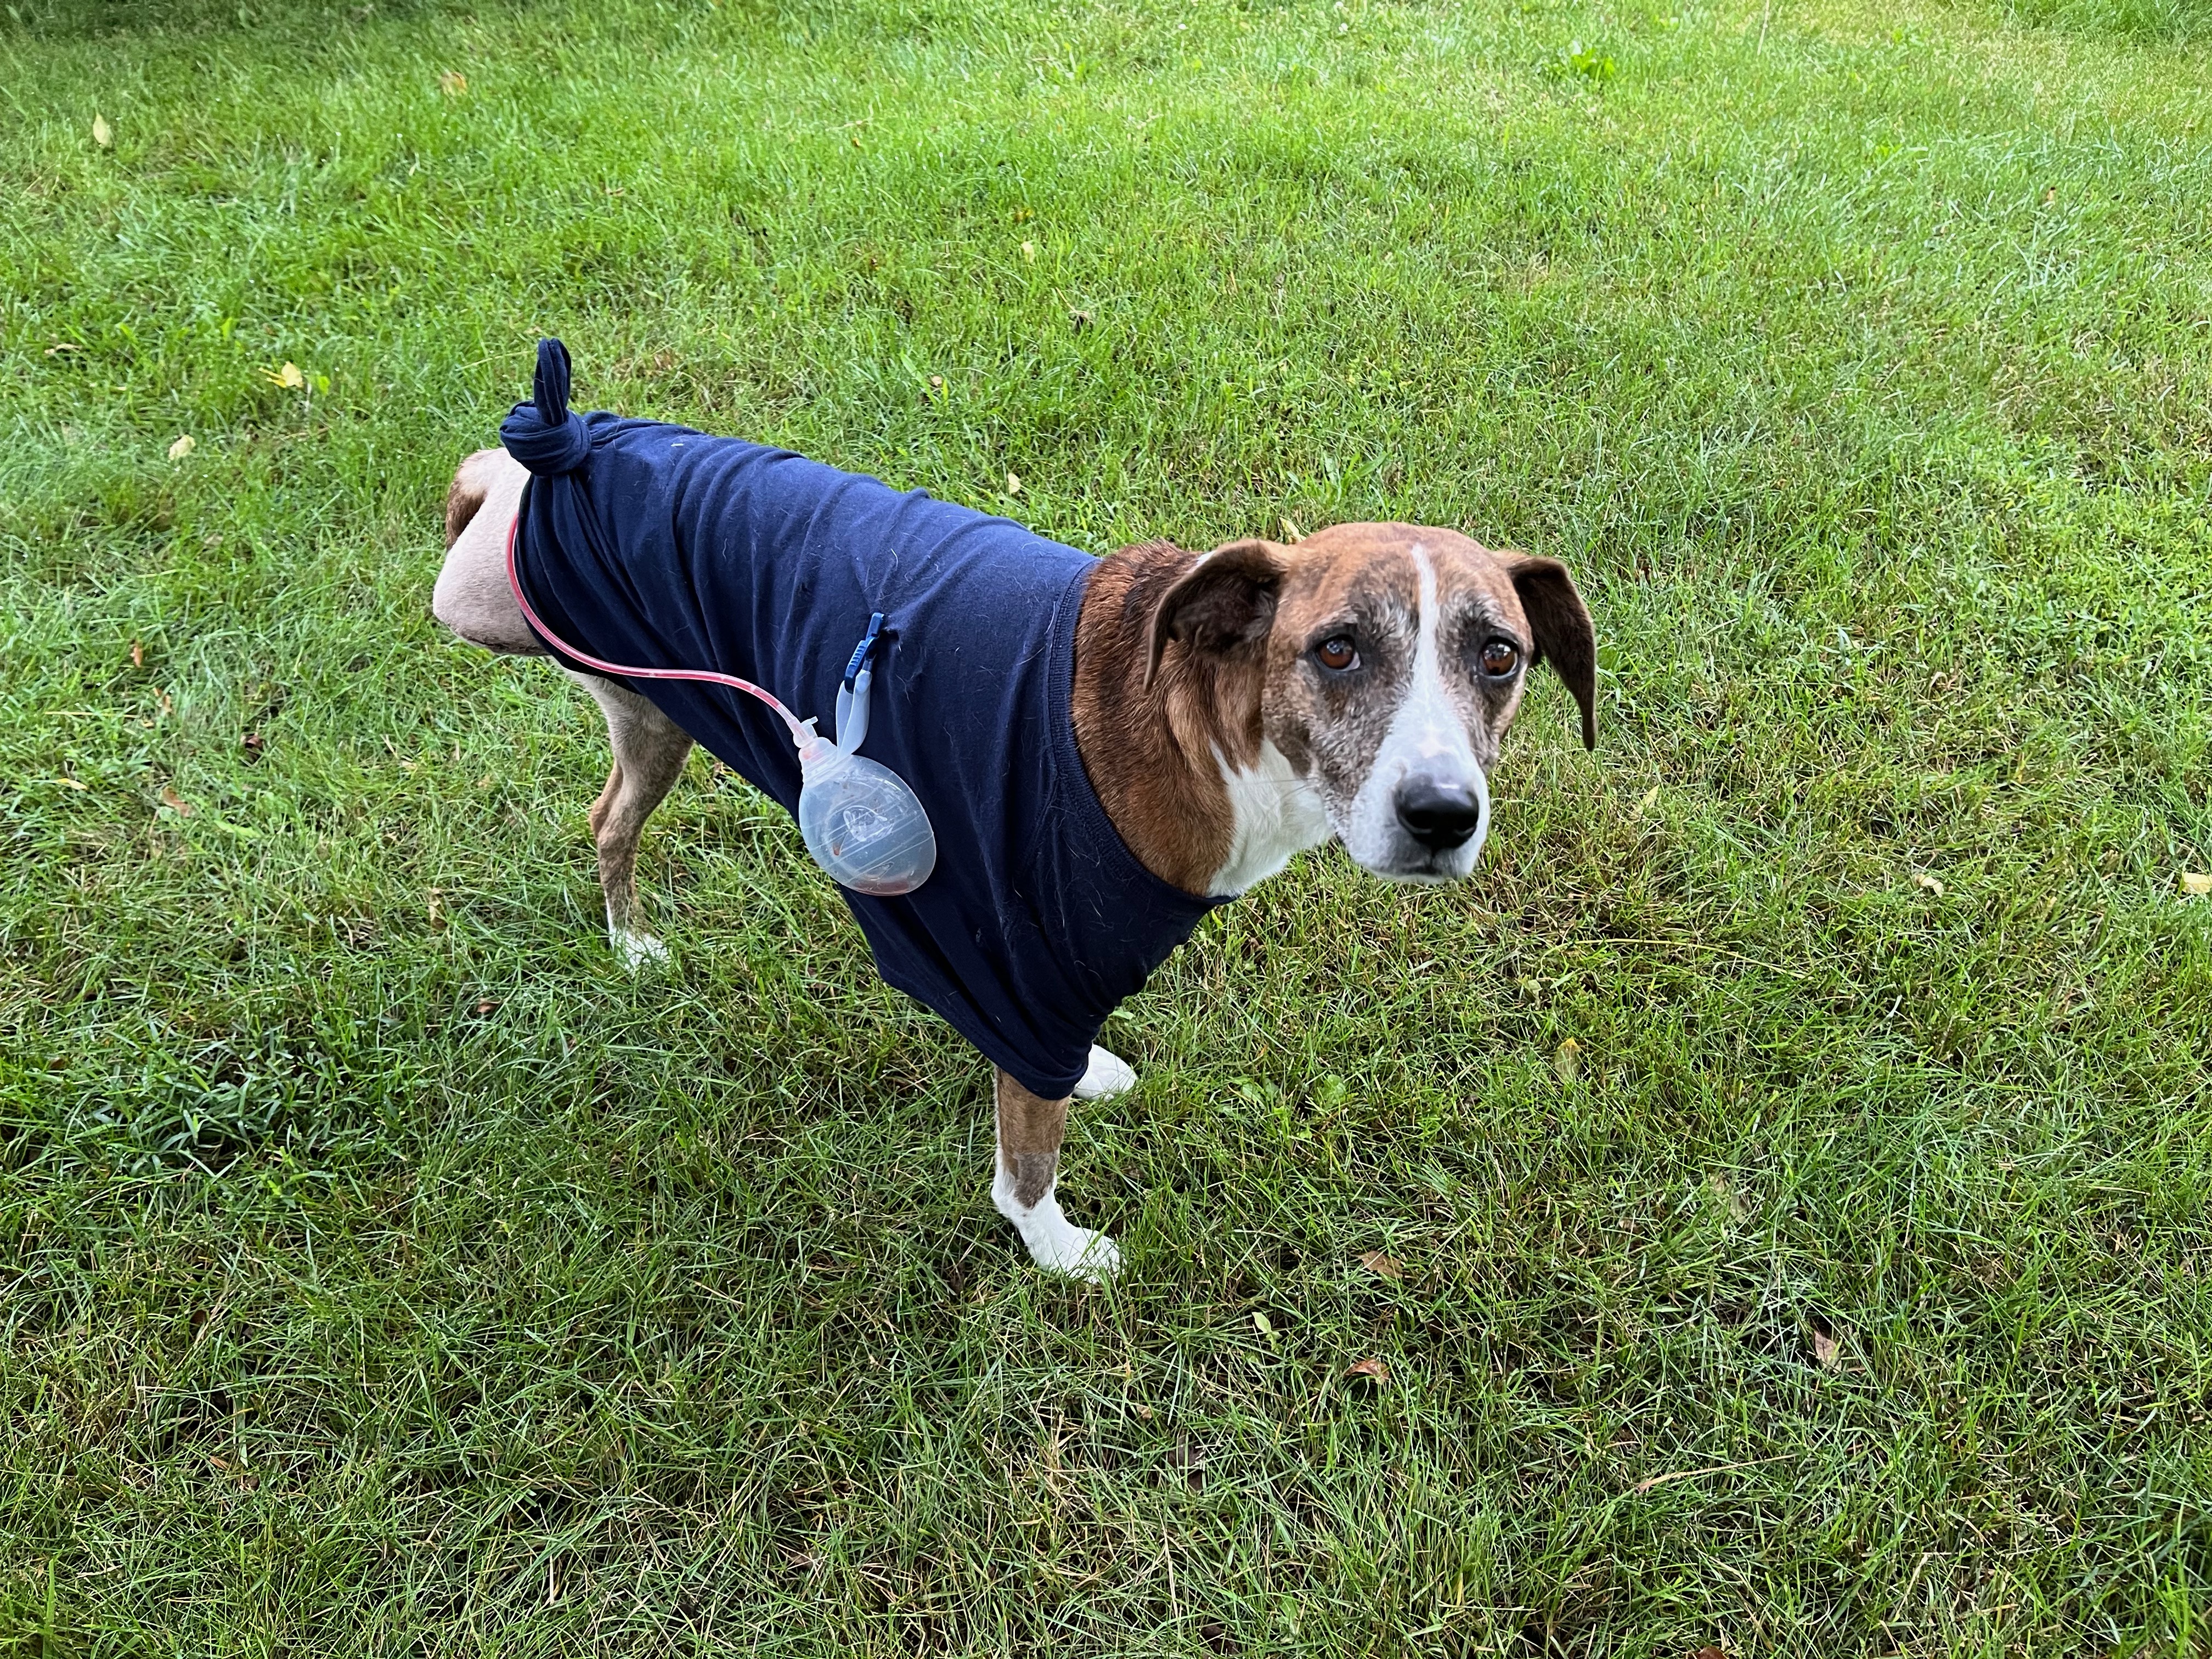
[1339,547,1490,883]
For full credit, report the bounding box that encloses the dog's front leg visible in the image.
[993,1069,1120,1281]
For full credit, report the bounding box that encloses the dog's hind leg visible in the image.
[432,448,543,654]
[566,669,693,969]
[993,1068,1120,1280]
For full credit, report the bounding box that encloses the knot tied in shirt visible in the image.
[499,336,593,475]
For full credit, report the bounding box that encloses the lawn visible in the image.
[5,0,2212,1649]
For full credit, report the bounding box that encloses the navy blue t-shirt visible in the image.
[499,340,1225,1098]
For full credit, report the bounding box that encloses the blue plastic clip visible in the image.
[842,612,888,691]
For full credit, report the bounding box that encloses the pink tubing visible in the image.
[504,513,807,743]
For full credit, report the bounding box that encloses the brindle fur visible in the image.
[994,1071,1069,1209]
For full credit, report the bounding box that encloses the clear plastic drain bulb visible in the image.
[791,628,936,896]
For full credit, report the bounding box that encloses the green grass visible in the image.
[5,0,2212,1649]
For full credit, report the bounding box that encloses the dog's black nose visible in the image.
[1395,777,1485,851]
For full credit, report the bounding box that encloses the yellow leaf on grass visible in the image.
[1913,871,1944,896]
[1279,516,1304,544]
[1812,1325,1842,1370]
[57,777,89,792]
[1358,1250,1403,1280]
[1251,1311,1273,1336]
[2182,872,2212,897]
[1020,240,1037,262]
[1005,471,1022,496]
[1554,1036,1581,1084]
[438,69,468,97]
[129,639,143,667]
[1632,785,1660,817]
[168,433,195,461]
[264,362,306,390]
[158,786,193,816]
[93,114,113,149]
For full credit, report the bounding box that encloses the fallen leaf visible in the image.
[1706,1170,1751,1220]
[154,688,173,715]
[928,374,944,390]
[209,1455,229,1470]
[1812,1324,1842,1370]
[158,786,193,816]
[1006,471,1023,496]
[243,731,265,758]
[1693,1647,1727,1659]
[1554,1036,1581,1084]
[1251,1311,1273,1336]
[45,342,82,356]
[2182,872,2212,897]
[1633,784,1660,817]
[438,69,467,97]
[1913,871,1944,896]
[264,362,307,390]
[1134,1402,1153,1418]
[57,777,89,792]
[1358,1250,1403,1280]
[1068,308,1092,329]
[129,639,143,667]
[93,114,113,149]
[1345,1357,1389,1380]
[1021,240,1037,261]
[473,998,499,1015]
[167,433,195,461]
[426,888,445,928]
[1279,515,1304,544]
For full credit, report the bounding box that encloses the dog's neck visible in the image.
[1071,543,1331,897]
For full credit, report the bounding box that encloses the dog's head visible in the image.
[1147,523,1595,884]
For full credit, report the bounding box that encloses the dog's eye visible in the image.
[1314,636,1359,672]
[1479,639,1520,678]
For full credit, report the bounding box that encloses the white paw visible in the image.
[1031,1226,1121,1283]
[612,928,667,970]
[1071,1044,1137,1102]
[996,1183,1124,1282]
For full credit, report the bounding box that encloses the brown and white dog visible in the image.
[435,445,1596,1279]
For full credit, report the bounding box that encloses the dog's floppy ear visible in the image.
[1145,539,1283,690]
[1507,554,1597,750]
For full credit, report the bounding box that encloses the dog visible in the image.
[433,341,1596,1280]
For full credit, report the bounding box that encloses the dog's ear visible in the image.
[1145,539,1284,690]
[1506,555,1597,750]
